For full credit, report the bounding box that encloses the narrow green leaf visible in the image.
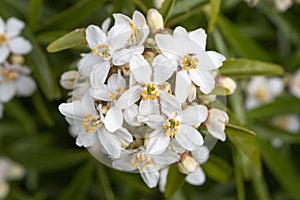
[170,0,207,17]
[247,97,300,119]
[220,58,284,78]
[233,150,245,200]
[229,87,247,125]
[23,28,61,100]
[32,92,54,126]
[226,124,261,174]
[40,0,105,31]
[251,168,271,200]
[164,164,185,198]
[36,30,68,44]
[132,0,148,13]
[47,29,86,52]
[97,164,115,200]
[257,138,300,200]
[202,154,233,183]
[159,0,176,22]
[208,0,221,33]
[218,15,271,61]
[28,0,43,32]
[59,162,94,200]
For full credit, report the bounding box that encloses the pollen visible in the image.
[141,83,159,100]
[92,43,111,59]
[0,69,17,83]
[81,113,102,133]
[0,33,8,45]
[131,151,153,171]
[109,92,115,100]
[181,53,199,70]
[128,21,140,44]
[129,21,137,31]
[163,117,181,139]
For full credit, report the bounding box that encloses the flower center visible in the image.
[275,117,289,129]
[131,151,153,171]
[296,79,300,88]
[128,21,140,44]
[109,87,125,101]
[81,113,102,133]
[181,53,199,70]
[0,69,17,83]
[0,34,8,45]
[163,117,181,139]
[255,87,268,101]
[92,43,111,59]
[141,83,159,100]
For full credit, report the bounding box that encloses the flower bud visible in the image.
[205,108,229,141]
[0,182,9,200]
[60,70,78,90]
[216,76,237,95]
[147,9,164,34]
[177,152,198,174]
[10,54,25,65]
[153,0,165,9]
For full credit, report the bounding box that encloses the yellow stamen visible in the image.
[0,69,17,83]
[141,83,159,101]
[92,43,111,59]
[0,34,8,45]
[163,117,181,139]
[181,53,199,70]
[81,113,102,133]
[131,151,153,171]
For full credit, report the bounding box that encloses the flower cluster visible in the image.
[0,17,35,118]
[58,9,232,188]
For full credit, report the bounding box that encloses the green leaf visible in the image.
[132,0,148,14]
[247,97,300,119]
[202,154,233,183]
[58,162,94,200]
[225,124,261,174]
[47,28,86,52]
[233,150,245,200]
[164,164,186,199]
[208,0,221,33]
[159,0,176,22]
[229,87,247,125]
[40,0,105,31]
[28,0,43,32]
[97,164,116,200]
[32,92,54,126]
[23,28,61,100]
[170,0,207,18]
[218,15,271,61]
[220,58,284,78]
[257,138,300,200]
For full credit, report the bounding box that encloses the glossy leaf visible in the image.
[208,0,221,33]
[170,0,207,17]
[47,28,86,52]
[159,0,176,22]
[220,58,284,78]
[164,164,186,198]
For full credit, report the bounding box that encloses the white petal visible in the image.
[145,115,165,129]
[114,127,133,144]
[139,99,159,116]
[151,149,180,166]
[245,96,260,110]
[78,53,103,77]
[192,146,210,164]
[129,54,152,84]
[140,165,160,188]
[0,46,10,63]
[124,104,141,126]
[159,91,181,117]
[0,182,9,199]
[6,17,25,37]
[112,46,144,66]
[189,69,215,94]
[0,17,5,33]
[153,54,177,83]
[173,26,188,38]
[8,37,32,55]
[159,167,169,192]
[182,105,208,126]
[107,72,126,92]
[133,10,149,45]
[269,77,284,96]
[90,61,110,88]
[176,124,203,151]
[207,127,226,141]
[104,106,123,132]
[115,85,142,109]
[89,85,111,101]
[195,51,218,70]
[186,167,205,185]
[15,76,36,96]
[101,18,111,33]
[0,82,16,102]
[108,25,131,50]
[175,70,191,103]
[77,131,97,147]
[155,33,182,60]
[98,127,121,159]
[86,25,106,49]
[146,128,170,154]
[206,51,226,68]
[112,153,136,171]
[188,28,207,50]
[113,13,131,25]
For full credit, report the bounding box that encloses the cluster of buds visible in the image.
[58,9,233,188]
[0,17,36,119]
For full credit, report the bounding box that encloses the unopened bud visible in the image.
[177,152,198,174]
[60,70,78,90]
[143,51,156,64]
[216,76,237,95]
[153,0,165,9]
[188,83,197,102]
[10,54,25,65]
[147,9,164,34]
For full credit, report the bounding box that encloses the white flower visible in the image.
[155,26,225,102]
[0,17,32,63]
[205,108,229,141]
[273,0,293,12]
[112,147,180,188]
[0,63,36,102]
[58,92,133,159]
[146,94,208,154]
[289,68,300,99]
[271,114,300,134]
[245,76,284,109]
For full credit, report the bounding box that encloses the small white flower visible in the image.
[58,92,133,158]
[0,17,32,63]
[0,63,36,102]
[245,76,284,109]
[112,147,180,188]
[271,114,300,134]
[273,0,293,12]
[289,68,300,99]
[155,26,225,102]
[205,108,229,141]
